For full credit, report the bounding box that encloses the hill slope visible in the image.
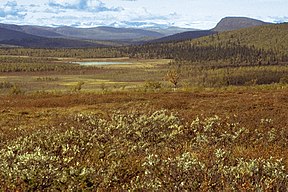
[123,23,288,65]
[0,27,43,41]
[48,26,164,41]
[150,17,268,44]
[0,23,63,38]
[213,17,268,32]
[21,26,64,38]
[0,27,104,48]
[0,23,165,41]
[195,23,288,54]
[0,38,104,48]
[151,30,217,43]
[145,26,198,36]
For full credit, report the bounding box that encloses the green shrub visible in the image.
[9,84,24,95]
[144,80,162,91]
[280,76,288,84]
[0,81,13,89]
[72,81,85,92]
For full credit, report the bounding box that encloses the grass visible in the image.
[0,97,288,190]
[0,58,171,94]
[1,54,288,190]
[2,62,288,95]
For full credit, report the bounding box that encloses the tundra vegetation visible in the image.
[0,108,288,191]
[0,23,288,190]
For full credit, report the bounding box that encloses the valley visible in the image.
[0,16,288,191]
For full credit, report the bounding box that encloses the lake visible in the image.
[73,61,132,66]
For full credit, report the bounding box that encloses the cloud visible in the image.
[111,21,172,28]
[0,1,26,19]
[270,16,288,23]
[1,0,285,29]
[48,0,86,10]
[48,0,123,12]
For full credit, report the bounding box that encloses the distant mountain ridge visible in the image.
[0,17,278,48]
[147,17,270,44]
[0,23,171,47]
[151,30,217,43]
[0,27,105,48]
[213,17,268,32]
[145,27,199,36]
[50,26,163,41]
[0,23,166,41]
[0,23,63,38]
[0,27,42,41]
[0,22,197,47]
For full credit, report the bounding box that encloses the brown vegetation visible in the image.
[1,89,288,190]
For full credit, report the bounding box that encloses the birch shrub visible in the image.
[0,110,287,191]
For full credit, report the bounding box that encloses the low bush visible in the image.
[0,110,287,190]
[0,81,13,89]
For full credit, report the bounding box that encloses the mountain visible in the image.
[48,26,164,41]
[194,22,288,54]
[0,23,166,41]
[149,17,269,44]
[144,22,288,57]
[144,27,199,36]
[0,23,63,38]
[0,17,276,48]
[21,26,64,38]
[0,38,104,48]
[213,17,268,32]
[0,27,104,48]
[0,27,43,41]
[0,24,164,47]
[123,22,288,68]
[151,30,216,43]
[107,21,197,36]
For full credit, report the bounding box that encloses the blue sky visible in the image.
[0,0,287,29]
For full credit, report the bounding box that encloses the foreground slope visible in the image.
[1,90,288,191]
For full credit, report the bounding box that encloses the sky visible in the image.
[0,0,287,29]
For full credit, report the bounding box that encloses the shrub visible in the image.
[280,76,288,84]
[0,81,13,89]
[144,80,162,91]
[72,81,85,92]
[0,110,287,191]
[9,84,24,95]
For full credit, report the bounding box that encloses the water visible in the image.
[73,61,132,66]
